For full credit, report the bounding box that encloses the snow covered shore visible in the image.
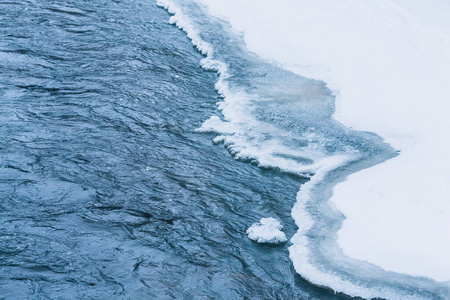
[198,0,450,283]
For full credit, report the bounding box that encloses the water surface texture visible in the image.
[0,0,352,299]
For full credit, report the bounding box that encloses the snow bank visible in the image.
[198,0,450,283]
[246,217,287,244]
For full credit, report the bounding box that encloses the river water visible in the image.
[0,0,353,298]
[4,0,448,299]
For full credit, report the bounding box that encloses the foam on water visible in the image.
[157,0,450,299]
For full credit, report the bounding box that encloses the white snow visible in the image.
[246,218,287,244]
[198,0,450,284]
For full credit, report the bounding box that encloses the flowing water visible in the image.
[1,0,448,299]
[0,0,350,298]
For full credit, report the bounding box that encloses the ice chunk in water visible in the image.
[246,217,287,244]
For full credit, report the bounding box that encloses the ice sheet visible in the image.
[198,0,450,284]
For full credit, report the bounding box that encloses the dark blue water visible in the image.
[0,0,356,299]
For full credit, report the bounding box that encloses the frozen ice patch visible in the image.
[246,217,287,244]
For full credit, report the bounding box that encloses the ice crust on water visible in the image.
[199,0,450,285]
[158,0,347,178]
[246,218,287,244]
[158,0,450,298]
